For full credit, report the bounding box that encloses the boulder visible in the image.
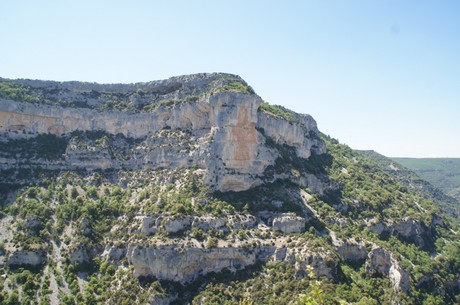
[336,241,368,262]
[163,216,192,233]
[366,218,387,236]
[272,214,305,233]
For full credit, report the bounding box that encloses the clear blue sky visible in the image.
[1,1,459,157]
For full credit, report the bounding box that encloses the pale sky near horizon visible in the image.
[1,1,459,157]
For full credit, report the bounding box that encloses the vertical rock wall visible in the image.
[0,81,325,192]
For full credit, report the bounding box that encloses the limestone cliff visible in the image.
[0,73,326,193]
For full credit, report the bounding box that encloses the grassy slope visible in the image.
[393,158,460,200]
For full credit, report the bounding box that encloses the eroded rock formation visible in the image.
[0,73,326,193]
[365,246,410,293]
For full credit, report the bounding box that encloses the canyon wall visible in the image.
[0,74,325,192]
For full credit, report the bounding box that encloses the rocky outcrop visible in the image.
[272,214,306,233]
[79,218,93,237]
[0,73,327,193]
[163,216,192,233]
[366,218,386,236]
[256,211,307,233]
[273,246,337,279]
[6,250,45,268]
[135,212,308,237]
[137,214,252,235]
[365,217,430,249]
[227,215,257,230]
[365,246,410,293]
[391,218,429,248]
[192,216,227,231]
[336,240,368,262]
[127,246,258,282]
[139,215,162,236]
[431,214,444,227]
[257,111,325,159]
[104,246,127,261]
[122,243,336,283]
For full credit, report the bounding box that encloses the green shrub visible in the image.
[259,101,300,123]
[207,237,218,248]
[212,77,255,94]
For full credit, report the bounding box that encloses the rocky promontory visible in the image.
[0,73,325,192]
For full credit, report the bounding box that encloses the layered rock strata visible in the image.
[0,73,326,192]
[111,244,337,283]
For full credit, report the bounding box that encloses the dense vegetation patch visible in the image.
[259,101,301,123]
[212,77,255,95]
[0,81,43,104]
[0,80,72,107]
[0,135,459,304]
[393,157,460,201]
[0,134,68,160]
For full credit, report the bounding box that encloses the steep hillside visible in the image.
[0,74,459,305]
[358,150,459,218]
[392,158,460,201]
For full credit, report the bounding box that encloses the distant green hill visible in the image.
[392,158,460,201]
[357,150,459,217]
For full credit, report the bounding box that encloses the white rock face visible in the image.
[228,215,257,230]
[365,246,410,293]
[336,240,368,262]
[273,246,337,279]
[192,216,227,231]
[123,243,336,283]
[0,75,327,193]
[127,246,258,283]
[366,217,429,248]
[272,214,306,233]
[203,93,273,192]
[136,214,256,235]
[257,112,325,158]
[163,216,192,233]
[391,218,427,248]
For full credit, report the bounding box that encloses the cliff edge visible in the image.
[0,73,326,192]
